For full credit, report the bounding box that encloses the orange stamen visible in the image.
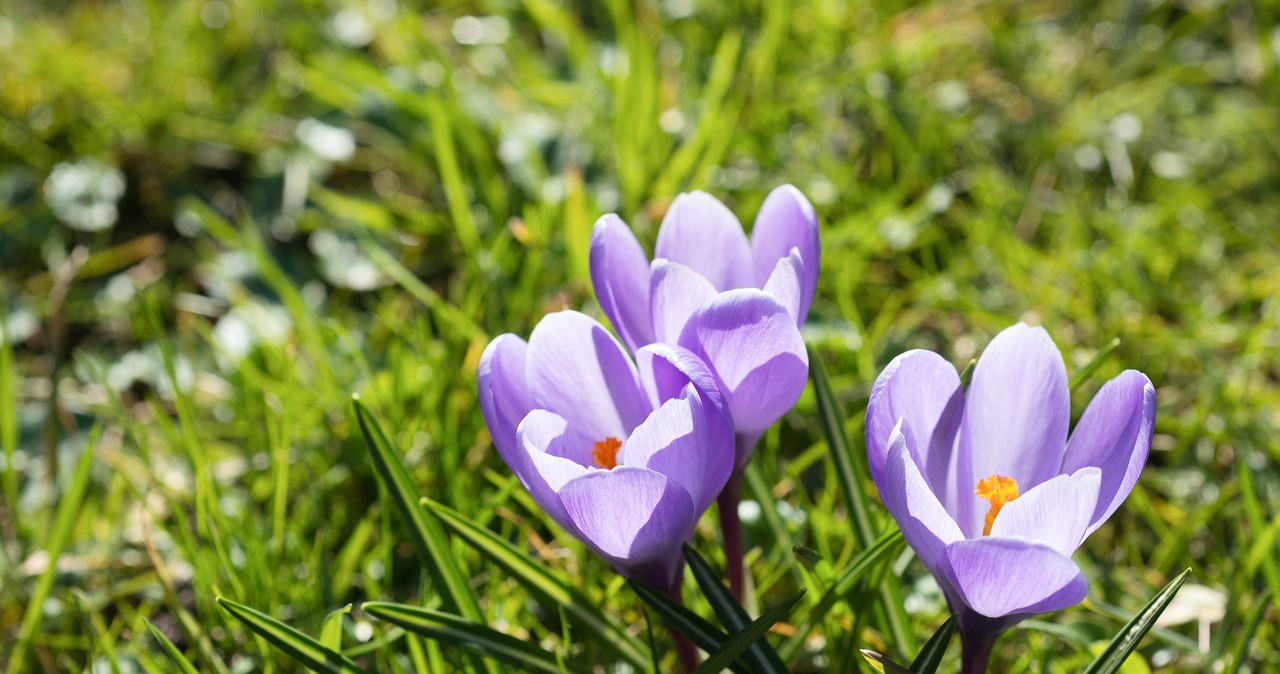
[592,437,622,470]
[975,474,1020,536]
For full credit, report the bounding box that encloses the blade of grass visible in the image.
[909,616,957,674]
[363,602,588,674]
[860,650,913,674]
[808,345,916,657]
[216,597,369,674]
[690,590,806,674]
[6,427,99,674]
[1069,338,1120,391]
[321,604,352,651]
[683,543,791,673]
[420,496,650,669]
[627,581,751,674]
[144,619,202,674]
[1081,568,1192,674]
[352,396,482,620]
[779,530,904,660]
[1224,588,1271,674]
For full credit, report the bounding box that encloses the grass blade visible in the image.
[808,345,916,657]
[1224,588,1271,674]
[1081,568,1192,674]
[690,590,806,674]
[144,619,202,674]
[627,581,751,674]
[420,496,650,668]
[363,602,587,674]
[5,427,99,674]
[860,650,913,674]
[352,397,483,621]
[1069,338,1120,391]
[683,544,790,673]
[779,530,904,660]
[321,604,352,651]
[909,616,957,674]
[216,597,369,673]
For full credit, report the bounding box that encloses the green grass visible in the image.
[1,0,1278,671]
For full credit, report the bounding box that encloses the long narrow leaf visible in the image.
[144,620,202,674]
[808,346,916,656]
[860,650,913,674]
[363,602,587,674]
[420,496,650,668]
[627,581,751,674]
[690,590,806,674]
[683,544,790,673]
[1081,568,1191,674]
[321,604,352,651]
[1225,589,1271,674]
[910,616,957,674]
[1069,338,1120,391]
[216,597,369,674]
[352,397,482,621]
[779,530,904,660]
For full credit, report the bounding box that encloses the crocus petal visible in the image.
[515,410,594,529]
[618,383,725,513]
[750,185,819,319]
[988,467,1101,556]
[679,289,809,442]
[879,421,964,583]
[944,537,1088,618]
[558,466,695,581]
[866,349,965,512]
[650,259,718,344]
[590,214,655,352]
[655,191,754,292]
[957,323,1069,536]
[526,311,650,443]
[1060,370,1156,536]
[478,334,533,468]
[761,248,804,325]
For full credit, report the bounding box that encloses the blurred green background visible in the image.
[1,0,1278,671]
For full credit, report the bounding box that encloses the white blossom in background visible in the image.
[213,302,293,367]
[309,230,390,291]
[44,158,126,232]
[1154,583,1226,652]
[295,119,356,163]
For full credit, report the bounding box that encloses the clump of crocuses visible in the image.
[478,310,734,594]
[591,186,819,596]
[865,323,1155,672]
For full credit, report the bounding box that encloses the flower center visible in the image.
[592,437,622,470]
[974,474,1020,536]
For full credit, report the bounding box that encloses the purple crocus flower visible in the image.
[865,324,1156,672]
[589,186,817,467]
[478,310,734,594]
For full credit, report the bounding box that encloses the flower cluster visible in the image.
[477,187,1155,672]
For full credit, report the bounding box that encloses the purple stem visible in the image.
[959,630,996,674]
[660,581,700,671]
[716,468,745,601]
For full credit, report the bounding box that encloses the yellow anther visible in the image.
[592,437,622,470]
[975,474,1020,536]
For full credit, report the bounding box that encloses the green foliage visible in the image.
[1,0,1278,672]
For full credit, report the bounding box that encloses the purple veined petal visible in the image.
[866,349,965,515]
[558,466,695,582]
[650,259,718,345]
[987,467,1101,556]
[878,421,965,585]
[1060,370,1156,537]
[750,185,820,319]
[590,214,655,352]
[618,382,730,514]
[515,409,595,531]
[678,289,809,442]
[943,537,1088,619]
[654,191,754,292]
[957,323,1070,537]
[526,311,651,443]
[761,248,804,326]
[478,334,533,469]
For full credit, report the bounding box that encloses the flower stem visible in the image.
[661,582,700,671]
[716,468,745,601]
[959,631,996,674]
